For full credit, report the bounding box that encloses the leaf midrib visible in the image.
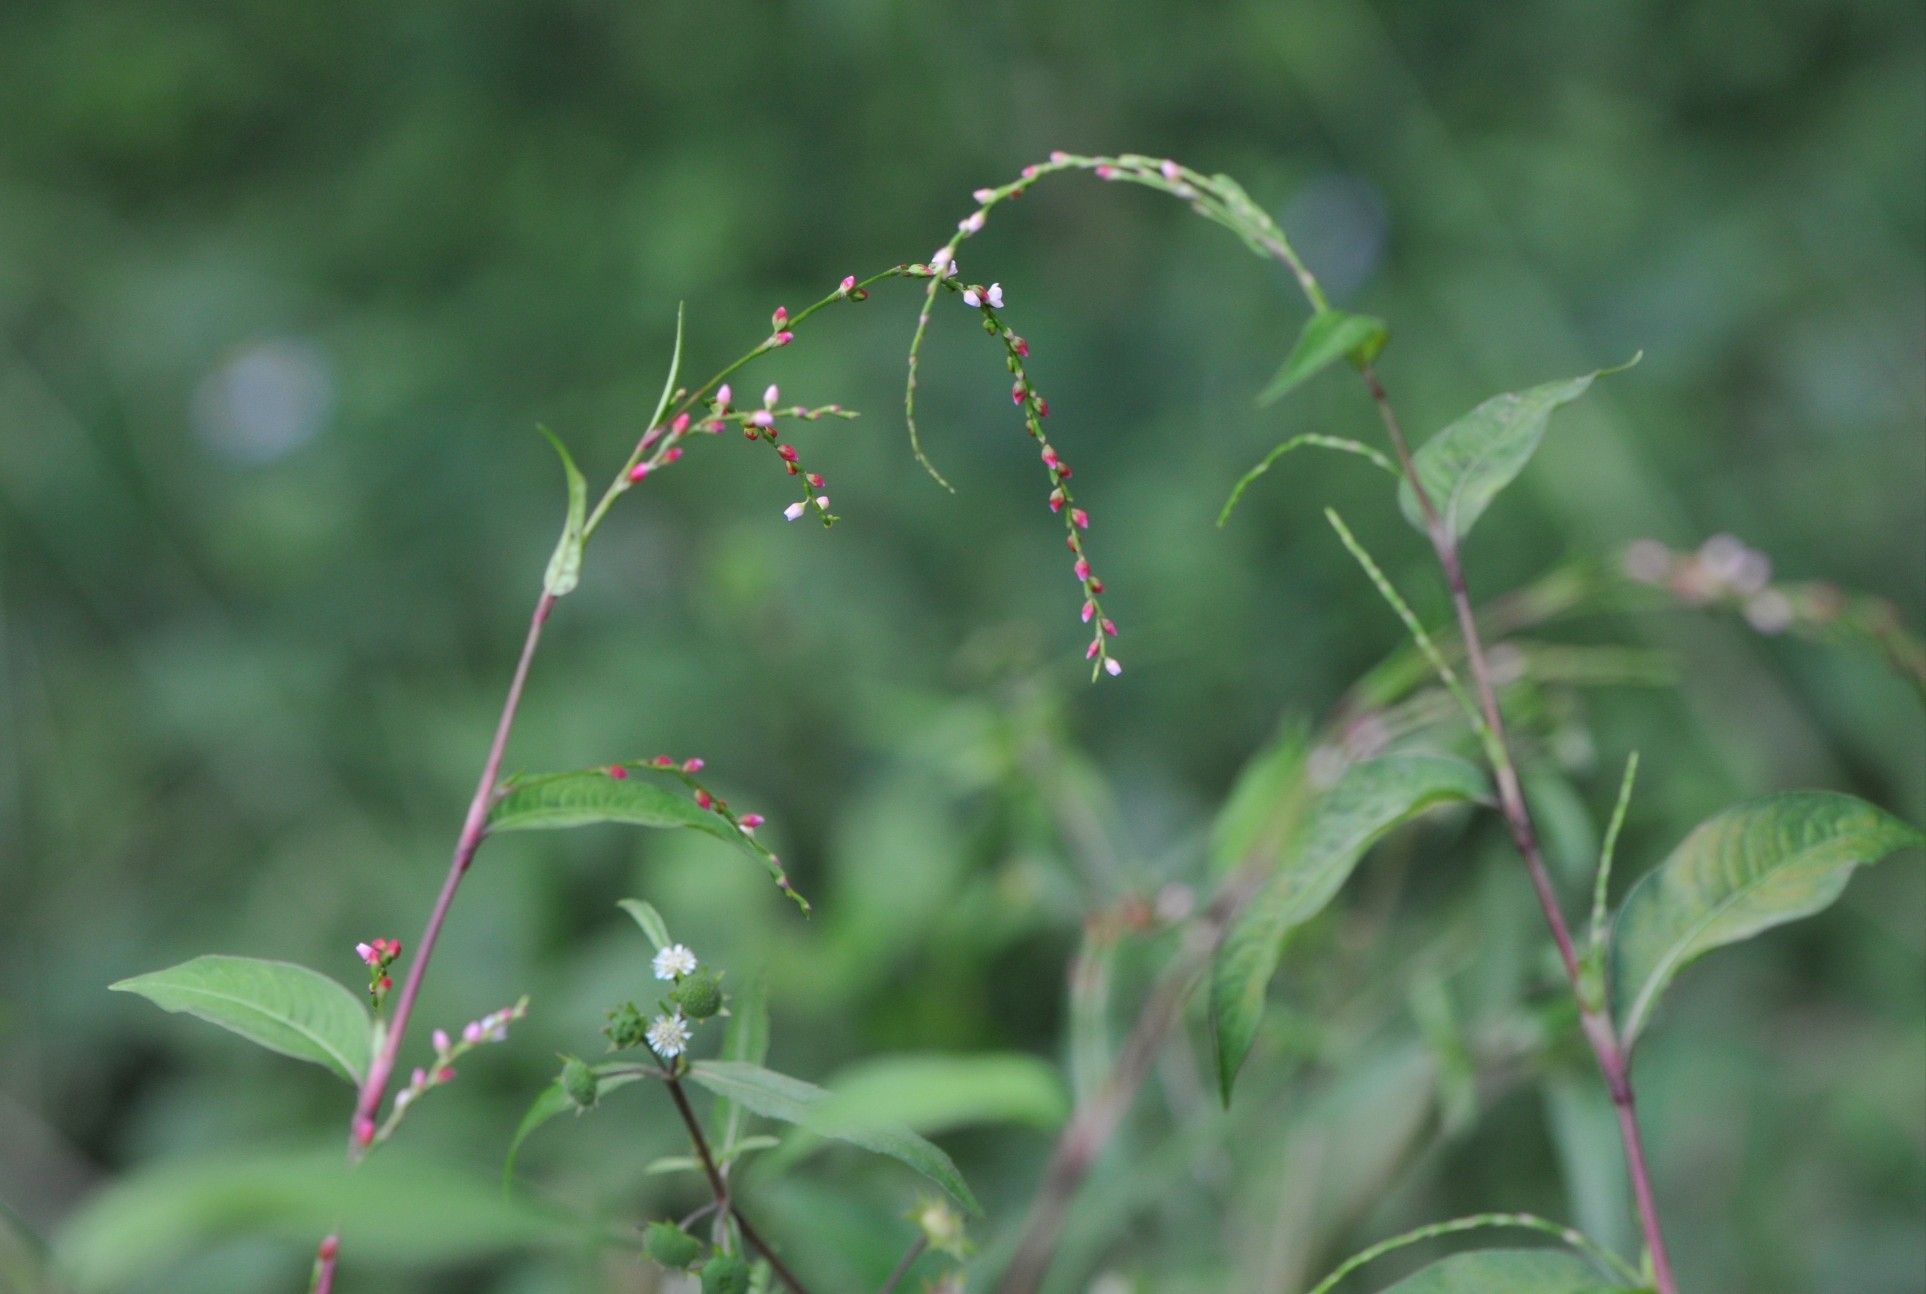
[138,979,364,1082]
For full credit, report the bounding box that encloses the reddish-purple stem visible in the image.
[350,590,555,1147]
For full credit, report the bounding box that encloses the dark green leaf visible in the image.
[684,1061,980,1214]
[538,426,586,597]
[1611,791,1923,1046]
[1397,358,1637,540]
[1211,753,1489,1102]
[1256,309,1389,406]
[1380,1248,1635,1293]
[111,956,371,1085]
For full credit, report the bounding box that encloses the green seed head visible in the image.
[644,1221,704,1271]
[701,1251,751,1294]
[672,971,723,1020]
[560,1056,597,1111]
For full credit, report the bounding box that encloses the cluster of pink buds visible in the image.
[701,382,848,525]
[946,277,1120,678]
[1622,535,1798,634]
[374,997,529,1144]
[355,938,401,1008]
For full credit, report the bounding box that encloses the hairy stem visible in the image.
[664,1072,812,1294]
[1358,365,1678,1294]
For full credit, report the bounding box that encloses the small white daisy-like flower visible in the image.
[646,1012,691,1059]
[652,943,698,981]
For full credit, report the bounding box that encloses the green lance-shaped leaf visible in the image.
[504,1061,658,1187]
[1378,1249,1638,1293]
[616,898,673,952]
[538,426,587,597]
[1397,357,1638,541]
[1256,309,1389,406]
[489,770,742,844]
[682,1060,981,1215]
[1211,753,1490,1103]
[1610,791,1923,1047]
[1218,434,1400,528]
[111,956,372,1086]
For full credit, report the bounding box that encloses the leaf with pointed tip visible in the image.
[1398,358,1637,540]
[1257,310,1389,406]
[538,426,586,597]
[1211,753,1489,1103]
[617,899,672,952]
[488,770,740,845]
[1611,791,1923,1046]
[503,1062,657,1187]
[1380,1249,1636,1293]
[111,956,371,1085]
[683,1061,980,1214]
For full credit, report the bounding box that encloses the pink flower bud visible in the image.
[696,789,713,809]
[1104,658,1122,677]
[1013,381,1028,405]
[1088,576,1104,593]
[652,755,674,767]
[607,764,629,780]
[814,495,830,511]
[1041,447,1058,467]
[772,330,793,346]
[777,444,799,462]
[839,275,856,294]
[739,813,765,829]
[1033,396,1048,417]
[929,248,953,273]
[410,1067,426,1089]
[627,462,651,482]
[1021,164,1039,178]
[962,287,982,308]
[973,187,996,203]
[1086,640,1100,660]
[715,384,733,409]
[433,1028,450,1052]
[662,446,683,464]
[671,413,690,434]
[1071,508,1089,529]
[806,472,824,488]
[353,1115,376,1147]
[356,942,377,966]
[1012,336,1029,357]
[1095,164,1117,180]
[1081,600,1095,623]
[1074,559,1092,581]
[1160,159,1180,181]
[1049,150,1069,163]
[764,384,779,408]
[682,757,704,772]
[1101,619,1117,636]
[783,501,806,521]
[959,211,986,234]
[436,1066,456,1082]
[319,1237,340,1262]
[771,305,788,326]
[751,410,775,428]
[1049,489,1066,513]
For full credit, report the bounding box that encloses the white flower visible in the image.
[958,210,985,234]
[783,501,806,521]
[646,1012,691,1059]
[1104,658,1122,677]
[652,943,698,981]
[962,287,981,307]
[929,247,953,273]
[763,384,780,408]
[985,283,1004,308]
[814,495,830,511]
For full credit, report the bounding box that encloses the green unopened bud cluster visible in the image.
[603,928,726,1065]
[642,1222,750,1292]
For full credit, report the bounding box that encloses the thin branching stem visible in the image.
[876,1234,929,1294]
[664,1071,813,1294]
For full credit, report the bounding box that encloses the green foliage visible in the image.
[489,770,733,840]
[505,1062,657,1186]
[1257,309,1389,406]
[536,426,586,598]
[701,1252,752,1293]
[1376,1250,1637,1293]
[682,1061,981,1214]
[1396,358,1638,540]
[57,1149,580,1291]
[617,898,673,951]
[1611,792,1924,1045]
[643,1221,704,1270]
[110,956,371,1085]
[1211,753,1490,1101]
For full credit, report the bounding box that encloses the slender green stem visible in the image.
[1325,507,1481,730]
[1303,1212,1645,1294]
[1591,752,1641,950]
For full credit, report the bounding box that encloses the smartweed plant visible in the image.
[96,151,1923,1294]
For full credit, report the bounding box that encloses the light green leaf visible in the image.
[1257,309,1389,406]
[617,898,672,952]
[1207,719,1312,876]
[716,972,769,1151]
[58,1147,581,1291]
[683,1060,980,1214]
[111,956,371,1086]
[538,425,587,597]
[1611,791,1923,1046]
[1380,1249,1635,1293]
[1397,358,1637,540]
[488,770,739,846]
[503,1062,657,1187]
[1211,753,1489,1103]
[818,1053,1067,1134]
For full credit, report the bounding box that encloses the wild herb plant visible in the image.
[92,151,1923,1294]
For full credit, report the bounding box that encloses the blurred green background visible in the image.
[2,1,1922,1290]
